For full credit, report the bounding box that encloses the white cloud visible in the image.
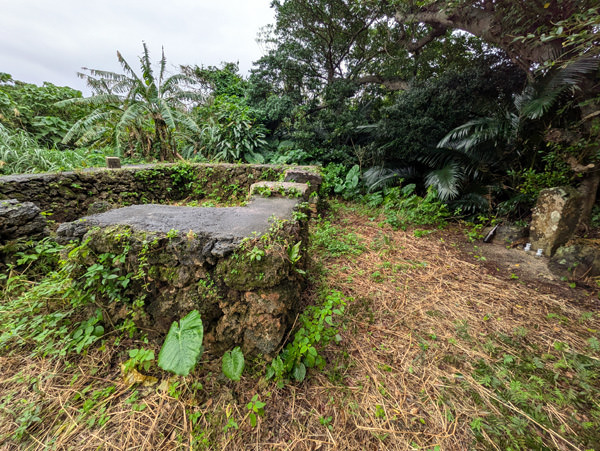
[0,0,274,94]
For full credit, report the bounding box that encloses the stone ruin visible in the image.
[0,163,322,358]
[530,186,582,257]
[483,185,600,281]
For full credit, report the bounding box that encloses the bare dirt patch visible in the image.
[448,225,599,307]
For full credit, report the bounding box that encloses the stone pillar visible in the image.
[530,187,582,256]
[106,157,121,169]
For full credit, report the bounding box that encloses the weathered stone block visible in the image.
[250,181,310,200]
[58,189,310,358]
[530,187,581,256]
[1,163,318,357]
[106,156,121,168]
[0,163,293,223]
[548,244,600,280]
[284,168,322,193]
[0,199,47,243]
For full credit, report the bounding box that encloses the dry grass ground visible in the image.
[1,200,599,450]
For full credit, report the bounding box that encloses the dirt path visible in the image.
[454,227,599,307]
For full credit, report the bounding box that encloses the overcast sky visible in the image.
[0,1,275,95]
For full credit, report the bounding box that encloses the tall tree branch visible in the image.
[354,75,408,91]
[394,4,561,69]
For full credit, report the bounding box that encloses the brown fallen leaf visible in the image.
[121,364,158,387]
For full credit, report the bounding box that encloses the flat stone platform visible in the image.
[57,196,300,258]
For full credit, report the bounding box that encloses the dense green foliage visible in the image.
[0,123,106,174]
[1,5,599,447]
[242,0,599,220]
[0,73,89,147]
[1,1,598,221]
[59,43,203,161]
[266,290,346,385]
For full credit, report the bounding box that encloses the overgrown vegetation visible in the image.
[0,123,107,174]
[1,197,598,449]
[2,2,598,224]
[1,1,600,448]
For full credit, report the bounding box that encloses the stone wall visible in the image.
[0,163,292,223]
[67,214,309,358]
[1,163,321,357]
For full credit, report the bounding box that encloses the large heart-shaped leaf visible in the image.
[222,346,245,381]
[158,310,203,376]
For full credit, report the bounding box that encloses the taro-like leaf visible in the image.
[292,362,306,382]
[158,310,203,376]
[222,346,245,381]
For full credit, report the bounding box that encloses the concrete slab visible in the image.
[57,196,300,245]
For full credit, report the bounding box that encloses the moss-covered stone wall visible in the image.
[0,163,289,222]
[70,212,309,358]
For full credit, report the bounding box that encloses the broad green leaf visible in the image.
[292,362,306,382]
[158,310,203,376]
[304,352,316,368]
[222,346,245,381]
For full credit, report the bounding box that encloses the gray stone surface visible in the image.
[530,187,582,256]
[0,163,294,222]
[65,196,310,357]
[0,199,47,243]
[1,164,318,357]
[57,196,300,259]
[548,244,600,279]
[284,168,322,192]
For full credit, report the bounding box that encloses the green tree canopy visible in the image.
[0,73,88,147]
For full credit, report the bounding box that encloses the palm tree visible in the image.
[434,57,598,215]
[59,43,204,161]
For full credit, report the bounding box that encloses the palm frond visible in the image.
[116,50,143,86]
[418,147,460,169]
[62,110,117,144]
[157,99,177,131]
[75,123,111,147]
[140,42,154,87]
[55,93,121,108]
[521,57,599,120]
[159,46,167,87]
[448,192,490,215]
[363,166,412,192]
[79,68,129,84]
[547,57,599,91]
[438,115,514,152]
[161,73,200,96]
[171,109,201,134]
[115,103,147,148]
[424,163,464,201]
